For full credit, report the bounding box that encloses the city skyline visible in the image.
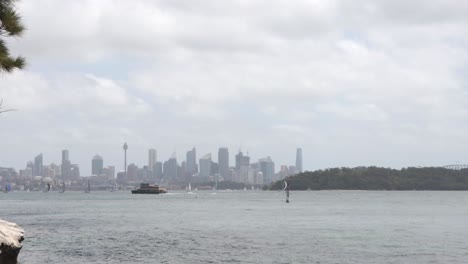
[4,145,304,177]
[3,139,467,177]
[0,145,305,191]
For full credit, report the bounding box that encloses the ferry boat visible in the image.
[131,183,167,194]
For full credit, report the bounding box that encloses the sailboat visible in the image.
[209,178,218,195]
[84,180,91,193]
[110,182,117,192]
[59,182,65,193]
[186,182,194,194]
[43,183,51,192]
[283,181,290,203]
[212,179,218,191]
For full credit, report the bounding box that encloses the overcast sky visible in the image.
[1,0,468,174]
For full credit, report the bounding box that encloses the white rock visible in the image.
[0,219,24,251]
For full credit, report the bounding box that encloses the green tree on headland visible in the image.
[269,166,468,190]
[0,0,25,72]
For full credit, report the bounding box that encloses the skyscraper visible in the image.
[164,155,178,180]
[218,147,229,180]
[26,161,34,178]
[62,150,69,163]
[50,163,60,176]
[148,149,157,172]
[154,161,163,179]
[34,153,43,176]
[296,148,303,173]
[186,147,197,175]
[199,153,211,178]
[102,166,115,179]
[61,149,71,180]
[92,154,104,175]
[235,151,250,169]
[259,156,275,184]
[127,163,138,181]
[70,164,80,179]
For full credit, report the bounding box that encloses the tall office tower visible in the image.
[259,156,275,185]
[186,147,197,175]
[127,163,138,181]
[296,148,303,173]
[180,161,187,180]
[154,161,163,179]
[218,147,229,180]
[148,149,157,172]
[42,165,54,178]
[102,166,115,179]
[278,165,289,179]
[199,153,211,178]
[177,164,184,179]
[235,151,242,170]
[123,142,128,177]
[256,171,264,185]
[61,149,71,180]
[27,161,34,174]
[50,163,61,177]
[92,154,104,175]
[25,165,33,178]
[34,153,43,176]
[70,164,80,179]
[211,161,219,175]
[62,150,69,163]
[235,151,250,170]
[162,160,168,179]
[164,155,178,180]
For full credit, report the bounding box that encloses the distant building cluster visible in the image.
[0,144,303,191]
[114,145,303,187]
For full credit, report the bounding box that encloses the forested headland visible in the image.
[269,167,468,190]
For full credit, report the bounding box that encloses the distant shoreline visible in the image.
[269,166,468,191]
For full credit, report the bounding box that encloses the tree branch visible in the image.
[0,98,17,113]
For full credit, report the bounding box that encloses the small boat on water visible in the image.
[84,180,91,193]
[212,179,218,193]
[186,182,194,194]
[131,183,167,194]
[110,182,117,192]
[59,182,65,193]
[43,183,51,193]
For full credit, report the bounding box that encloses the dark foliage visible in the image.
[0,0,25,72]
[269,166,468,190]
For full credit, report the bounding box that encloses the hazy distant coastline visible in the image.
[269,167,468,191]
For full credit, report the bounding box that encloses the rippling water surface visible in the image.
[1,191,468,263]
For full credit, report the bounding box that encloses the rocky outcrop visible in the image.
[0,219,24,264]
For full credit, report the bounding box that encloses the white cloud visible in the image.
[1,71,50,111]
[273,124,306,134]
[1,0,468,172]
[317,103,389,122]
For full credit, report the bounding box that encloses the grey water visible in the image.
[1,191,468,264]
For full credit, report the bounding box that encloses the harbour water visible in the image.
[1,191,468,263]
